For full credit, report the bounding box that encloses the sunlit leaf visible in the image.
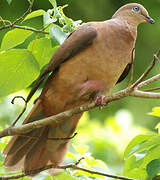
[73,145,89,155]
[66,152,77,160]
[124,134,156,159]
[124,168,147,179]
[54,7,62,19]
[149,107,160,117]
[51,172,78,180]
[124,155,147,179]
[0,49,39,97]
[28,37,58,68]
[74,167,105,179]
[141,145,160,168]
[6,0,12,5]
[1,29,32,50]
[23,10,45,21]
[63,24,75,33]
[43,12,57,26]
[85,156,107,169]
[49,25,68,46]
[0,142,6,150]
[155,123,160,134]
[129,135,160,156]
[146,159,160,179]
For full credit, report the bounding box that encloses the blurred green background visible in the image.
[0,0,160,178]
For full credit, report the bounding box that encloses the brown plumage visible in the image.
[3,3,154,175]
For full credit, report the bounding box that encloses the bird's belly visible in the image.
[58,42,131,93]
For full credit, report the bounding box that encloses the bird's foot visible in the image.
[95,95,106,110]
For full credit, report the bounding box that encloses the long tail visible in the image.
[3,99,82,175]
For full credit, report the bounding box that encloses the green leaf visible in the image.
[141,145,160,168]
[124,134,156,159]
[146,159,160,179]
[0,49,39,97]
[28,37,58,69]
[48,0,57,8]
[52,172,79,180]
[73,145,89,155]
[66,152,77,160]
[130,135,160,156]
[85,156,107,169]
[49,25,68,46]
[124,168,147,179]
[6,0,12,5]
[23,10,45,22]
[43,12,57,26]
[149,107,160,117]
[1,29,33,50]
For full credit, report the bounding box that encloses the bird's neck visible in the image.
[125,20,138,41]
[112,17,138,41]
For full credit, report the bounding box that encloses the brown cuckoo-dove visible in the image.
[3,3,154,175]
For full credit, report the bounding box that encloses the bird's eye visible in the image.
[132,6,139,12]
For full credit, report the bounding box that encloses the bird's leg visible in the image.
[95,94,106,110]
[78,80,105,98]
[78,80,107,109]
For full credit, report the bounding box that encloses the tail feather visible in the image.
[3,136,17,155]
[3,99,82,176]
[4,128,44,167]
[5,130,38,156]
[3,100,46,169]
[24,127,49,172]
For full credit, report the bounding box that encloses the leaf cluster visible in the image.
[123,107,160,179]
[0,0,82,98]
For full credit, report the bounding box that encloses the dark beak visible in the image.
[145,16,155,24]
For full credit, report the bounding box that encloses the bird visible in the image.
[3,3,154,176]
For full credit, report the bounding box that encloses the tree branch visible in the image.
[0,88,130,138]
[9,25,49,34]
[0,162,139,180]
[1,86,160,138]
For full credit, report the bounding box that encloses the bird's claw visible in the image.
[95,95,106,110]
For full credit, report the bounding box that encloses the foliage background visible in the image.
[0,0,160,179]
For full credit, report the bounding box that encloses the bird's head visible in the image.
[112,3,155,25]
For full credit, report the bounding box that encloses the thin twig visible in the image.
[0,163,139,180]
[131,54,156,89]
[11,25,49,34]
[16,132,77,141]
[137,74,160,89]
[142,87,160,92]
[75,157,85,165]
[130,90,160,99]
[0,0,34,31]
[11,96,27,126]
[131,49,160,89]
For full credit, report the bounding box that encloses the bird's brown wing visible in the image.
[26,23,97,102]
[116,48,135,84]
[116,63,132,84]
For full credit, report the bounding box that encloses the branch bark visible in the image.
[0,162,139,180]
